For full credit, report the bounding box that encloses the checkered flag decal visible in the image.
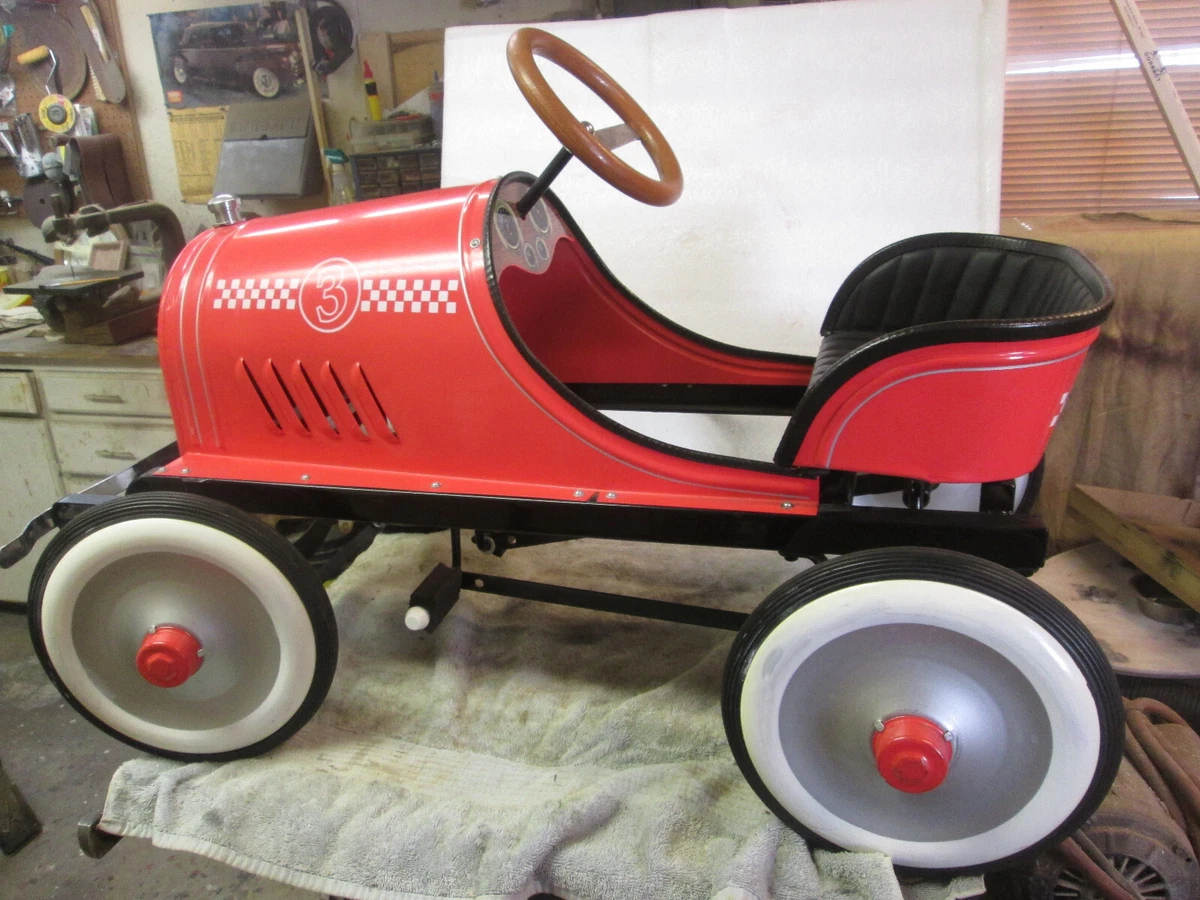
[211,276,460,315]
[212,277,301,310]
[359,278,459,314]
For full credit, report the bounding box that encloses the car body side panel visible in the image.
[155,182,817,515]
[786,329,1099,482]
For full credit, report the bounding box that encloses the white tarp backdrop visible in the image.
[442,0,1007,459]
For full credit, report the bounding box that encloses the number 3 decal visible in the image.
[300,258,361,333]
[316,264,350,325]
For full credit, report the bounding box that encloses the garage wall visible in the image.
[112,0,592,237]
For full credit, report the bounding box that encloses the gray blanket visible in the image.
[101,533,984,900]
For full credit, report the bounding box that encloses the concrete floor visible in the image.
[0,609,316,900]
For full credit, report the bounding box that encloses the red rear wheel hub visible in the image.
[872,715,953,793]
[136,626,204,688]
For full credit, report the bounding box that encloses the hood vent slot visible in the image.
[267,359,309,435]
[239,359,282,434]
[356,365,399,441]
[326,363,368,438]
[294,361,338,437]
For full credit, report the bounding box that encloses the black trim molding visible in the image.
[566,382,804,415]
[128,474,1049,571]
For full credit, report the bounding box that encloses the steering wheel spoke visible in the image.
[593,122,639,151]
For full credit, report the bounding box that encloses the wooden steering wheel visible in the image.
[506,27,683,207]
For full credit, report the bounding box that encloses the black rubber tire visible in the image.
[721,546,1123,875]
[27,493,338,762]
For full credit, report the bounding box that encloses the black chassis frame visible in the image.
[2,444,1048,630]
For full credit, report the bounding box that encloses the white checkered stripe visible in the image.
[210,276,461,315]
[212,277,302,311]
[358,278,459,314]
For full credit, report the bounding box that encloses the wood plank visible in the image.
[295,7,332,203]
[1068,484,1200,614]
[1108,0,1200,195]
[1076,484,1200,529]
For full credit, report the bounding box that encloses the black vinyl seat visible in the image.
[808,330,878,386]
[776,233,1113,466]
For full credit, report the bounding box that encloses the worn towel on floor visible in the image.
[101,533,984,900]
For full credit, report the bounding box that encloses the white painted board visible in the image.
[443,0,1007,357]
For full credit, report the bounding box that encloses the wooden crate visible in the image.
[1068,484,1200,613]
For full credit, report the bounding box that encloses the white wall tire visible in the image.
[722,547,1122,873]
[28,494,337,760]
[252,67,281,98]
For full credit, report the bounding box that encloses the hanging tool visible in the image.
[9,5,88,100]
[64,0,126,104]
[0,24,15,115]
[0,114,45,179]
[307,1,354,76]
[17,45,76,133]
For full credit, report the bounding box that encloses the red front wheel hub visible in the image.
[136,626,204,688]
[872,715,953,793]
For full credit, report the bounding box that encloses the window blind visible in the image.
[1003,0,1200,215]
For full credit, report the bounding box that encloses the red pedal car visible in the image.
[4,28,1119,873]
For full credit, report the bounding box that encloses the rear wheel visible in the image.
[28,493,337,761]
[722,547,1122,873]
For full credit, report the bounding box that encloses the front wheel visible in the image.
[172,57,188,85]
[28,493,338,761]
[252,66,281,98]
[722,547,1122,873]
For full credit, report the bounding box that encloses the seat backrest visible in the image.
[821,233,1109,334]
[775,233,1112,475]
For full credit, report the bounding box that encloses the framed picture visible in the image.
[150,2,303,109]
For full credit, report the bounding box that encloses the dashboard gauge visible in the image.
[529,198,552,234]
[523,243,538,268]
[535,238,549,261]
[495,201,522,249]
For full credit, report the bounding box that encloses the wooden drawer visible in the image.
[0,370,38,415]
[40,370,170,418]
[0,418,62,602]
[51,418,176,477]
